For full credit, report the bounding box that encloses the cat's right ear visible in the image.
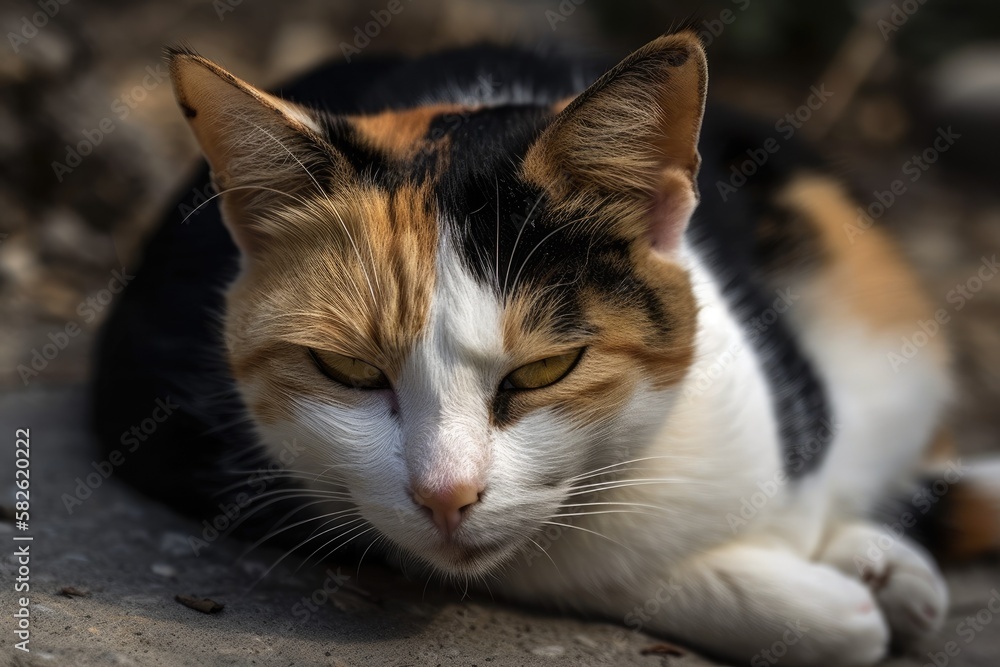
[524,31,708,259]
[167,48,346,254]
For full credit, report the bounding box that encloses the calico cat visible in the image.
[92,31,1000,666]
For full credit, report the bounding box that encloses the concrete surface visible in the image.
[1,386,999,667]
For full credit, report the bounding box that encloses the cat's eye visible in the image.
[309,348,389,390]
[501,348,585,391]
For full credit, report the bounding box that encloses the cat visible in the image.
[91,30,1000,666]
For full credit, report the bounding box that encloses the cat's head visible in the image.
[168,32,707,575]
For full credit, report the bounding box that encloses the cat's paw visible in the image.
[820,523,949,645]
[773,565,890,667]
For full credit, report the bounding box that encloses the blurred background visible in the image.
[1,0,998,454]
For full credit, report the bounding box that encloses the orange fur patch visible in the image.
[225,181,439,421]
[776,175,948,365]
[938,483,1000,561]
[349,104,472,160]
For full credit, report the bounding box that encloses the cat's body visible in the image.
[93,34,999,666]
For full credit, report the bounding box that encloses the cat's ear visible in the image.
[525,31,708,257]
[167,48,342,253]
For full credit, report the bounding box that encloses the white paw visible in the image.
[820,523,949,645]
[770,565,890,667]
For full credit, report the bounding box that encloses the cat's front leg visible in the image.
[631,541,890,667]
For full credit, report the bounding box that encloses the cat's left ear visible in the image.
[167,48,346,254]
[525,31,708,257]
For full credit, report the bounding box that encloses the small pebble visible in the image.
[151,563,177,577]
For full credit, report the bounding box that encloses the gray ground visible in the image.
[1,386,998,666]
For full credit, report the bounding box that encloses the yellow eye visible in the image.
[309,349,389,390]
[502,348,584,391]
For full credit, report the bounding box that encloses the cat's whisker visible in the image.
[494,175,501,292]
[227,496,343,536]
[220,467,353,484]
[245,514,360,591]
[179,184,310,224]
[525,535,562,575]
[557,501,666,511]
[460,573,471,601]
[211,473,350,496]
[294,516,370,572]
[509,213,595,295]
[547,509,659,519]
[476,570,495,603]
[539,520,635,554]
[563,479,692,497]
[563,467,653,484]
[567,477,686,491]
[311,523,379,569]
[238,510,361,561]
[356,532,386,582]
[245,118,378,306]
[567,455,679,482]
[502,190,545,298]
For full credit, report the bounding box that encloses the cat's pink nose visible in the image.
[412,483,483,539]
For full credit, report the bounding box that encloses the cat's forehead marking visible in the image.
[348,104,470,162]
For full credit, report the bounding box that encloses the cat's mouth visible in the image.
[423,536,520,574]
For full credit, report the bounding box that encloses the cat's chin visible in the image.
[418,537,521,576]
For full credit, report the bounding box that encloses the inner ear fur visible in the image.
[523,31,708,255]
